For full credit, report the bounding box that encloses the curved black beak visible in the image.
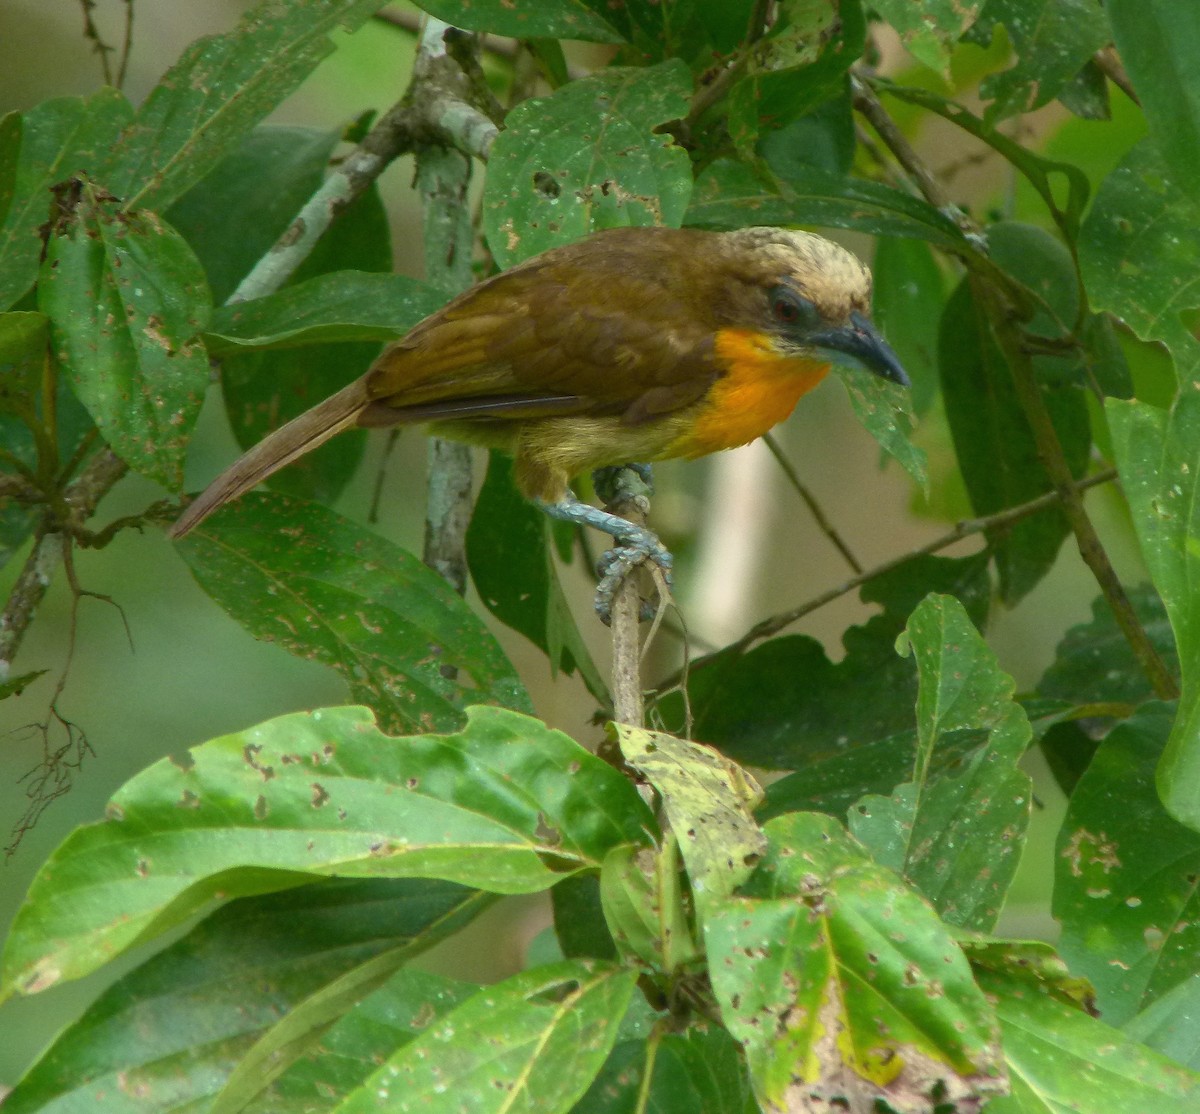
[809,310,910,388]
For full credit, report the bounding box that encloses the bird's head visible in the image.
[717,226,910,387]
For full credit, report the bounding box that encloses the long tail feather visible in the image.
[169,379,370,538]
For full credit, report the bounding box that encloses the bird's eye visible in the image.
[769,287,817,328]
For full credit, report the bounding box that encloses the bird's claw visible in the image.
[593,534,674,625]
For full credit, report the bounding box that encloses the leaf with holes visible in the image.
[848,594,1033,932]
[0,704,653,997]
[483,61,693,269]
[38,178,211,489]
[707,812,1007,1113]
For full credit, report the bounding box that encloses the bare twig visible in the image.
[763,432,862,574]
[78,0,115,86]
[654,469,1119,689]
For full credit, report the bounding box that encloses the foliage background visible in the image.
[0,0,1182,1103]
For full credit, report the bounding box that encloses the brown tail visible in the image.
[169,379,370,539]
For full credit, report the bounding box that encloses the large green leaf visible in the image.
[1107,0,1200,207]
[673,551,990,773]
[1080,140,1200,382]
[38,178,212,490]
[176,491,528,733]
[483,61,694,269]
[575,1027,753,1114]
[206,271,443,354]
[167,125,342,305]
[0,90,133,311]
[1053,704,1200,1025]
[333,960,637,1114]
[1,704,654,996]
[706,812,1006,1113]
[108,0,389,213]
[1038,585,1176,708]
[938,278,1089,603]
[975,965,1200,1111]
[614,724,765,916]
[411,0,626,43]
[849,594,1032,931]
[726,1,863,153]
[240,968,479,1113]
[1125,974,1200,1071]
[872,236,946,417]
[686,158,971,252]
[872,0,983,75]
[967,0,1111,122]
[1109,394,1200,826]
[4,879,485,1114]
[466,453,606,701]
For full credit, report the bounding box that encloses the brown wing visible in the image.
[361,228,724,426]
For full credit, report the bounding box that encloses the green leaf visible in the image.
[216,183,393,506]
[241,968,479,1112]
[38,179,212,490]
[176,491,529,733]
[672,551,990,773]
[726,1,863,153]
[707,812,1006,1113]
[871,0,983,75]
[108,0,389,212]
[0,90,133,311]
[483,61,694,269]
[969,0,1111,122]
[1108,0,1200,207]
[599,841,699,974]
[0,310,48,414]
[957,934,1097,1014]
[1,704,653,996]
[938,278,1089,603]
[613,725,766,913]
[975,964,1200,1111]
[167,124,342,304]
[686,158,972,252]
[872,236,946,417]
[1109,394,1200,826]
[410,0,626,44]
[835,364,929,493]
[466,453,607,702]
[552,874,618,962]
[1126,974,1200,1070]
[206,271,444,354]
[849,594,1032,931]
[332,960,637,1114]
[4,879,485,1114]
[1053,703,1200,1025]
[1038,585,1176,708]
[0,670,46,701]
[575,1027,753,1114]
[1080,139,1200,381]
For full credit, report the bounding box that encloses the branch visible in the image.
[0,448,127,681]
[666,469,1119,678]
[227,51,499,306]
[851,80,1177,702]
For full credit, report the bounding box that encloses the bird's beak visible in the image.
[808,310,910,388]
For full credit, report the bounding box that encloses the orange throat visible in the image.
[672,328,831,458]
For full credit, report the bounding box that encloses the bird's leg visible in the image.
[540,464,673,623]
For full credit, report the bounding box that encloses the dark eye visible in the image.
[769,286,817,328]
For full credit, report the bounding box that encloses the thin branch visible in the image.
[851,79,1177,702]
[763,432,862,574]
[658,469,1119,686]
[78,0,115,86]
[115,0,135,91]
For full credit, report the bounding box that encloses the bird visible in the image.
[170,225,909,613]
